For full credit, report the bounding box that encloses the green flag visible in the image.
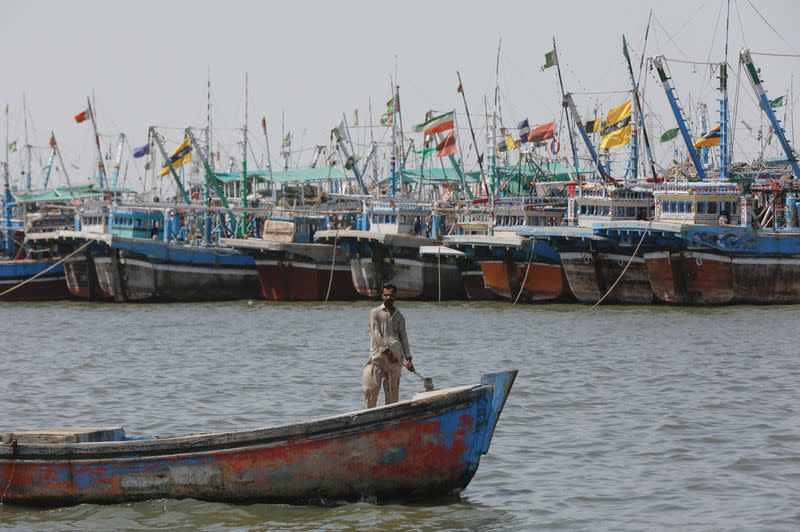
[769,95,785,108]
[417,147,435,158]
[541,49,557,71]
[7,140,17,153]
[659,128,679,143]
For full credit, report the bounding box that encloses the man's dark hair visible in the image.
[382,283,397,293]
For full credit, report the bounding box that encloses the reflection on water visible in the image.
[2,301,800,529]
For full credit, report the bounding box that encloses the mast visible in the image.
[389,79,397,196]
[456,71,480,199]
[552,38,581,182]
[185,127,235,231]
[110,133,125,188]
[239,73,249,237]
[740,49,800,180]
[23,95,31,191]
[650,56,707,180]
[3,103,14,257]
[150,127,191,205]
[261,116,275,202]
[87,97,109,189]
[718,0,731,181]
[51,132,71,187]
[42,136,56,189]
[564,93,609,181]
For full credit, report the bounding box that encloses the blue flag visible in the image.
[133,143,149,158]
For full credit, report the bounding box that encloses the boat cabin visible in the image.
[569,184,654,227]
[363,201,430,236]
[653,182,741,226]
[78,208,164,239]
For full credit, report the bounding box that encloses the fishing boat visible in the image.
[315,200,466,300]
[0,370,517,507]
[223,213,360,301]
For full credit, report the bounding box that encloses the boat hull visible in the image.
[460,269,498,300]
[732,256,800,303]
[644,251,734,305]
[481,260,566,302]
[560,251,654,304]
[93,250,260,302]
[350,257,425,299]
[0,260,72,301]
[255,259,359,301]
[0,371,517,506]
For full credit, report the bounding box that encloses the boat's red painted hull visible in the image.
[256,261,359,301]
[644,251,734,305]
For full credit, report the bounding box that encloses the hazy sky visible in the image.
[2,0,799,192]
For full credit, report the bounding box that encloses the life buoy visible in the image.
[549,138,561,155]
[191,190,200,201]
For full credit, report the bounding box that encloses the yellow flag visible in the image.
[599,100,632,150]
[505,135,517,151]
[694,124,721,148]
[158,137,192,177]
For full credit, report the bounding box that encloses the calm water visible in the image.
[1,300,799,530]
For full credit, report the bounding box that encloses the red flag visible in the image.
[261,117,267,131]
[49,134,57,148]
[74,109,88,123]
[436,130,456,157]
[528,121,555,143]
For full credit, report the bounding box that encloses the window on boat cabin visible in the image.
[677,201,685,213]
[708,202,718,214]
[626,207,635,217]
[390,215,397,223]
[580,205,587,215]
[697,202,707,214]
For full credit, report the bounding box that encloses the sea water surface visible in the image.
[1,300,799,530]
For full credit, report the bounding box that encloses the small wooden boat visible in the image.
[0,370,517,507]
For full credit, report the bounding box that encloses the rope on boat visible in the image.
[512,239,535,307]
[324,229,339,303]
[0,240,94,299]
[0,445,17,505]
[588,221,653,310]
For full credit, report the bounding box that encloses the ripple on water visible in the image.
[2,302,800,529]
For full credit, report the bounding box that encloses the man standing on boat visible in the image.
[363,283,414,408]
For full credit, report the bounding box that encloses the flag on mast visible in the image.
[158,137,192,177]
[74,109,89,123]
[599,100,632,150]
[541,49,558,70]
[436,130,456,157]
[413,111,455,135]
[380,96,399,126]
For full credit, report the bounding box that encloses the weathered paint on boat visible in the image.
[560,250,654,304]
[255,259,359,301]
[732,256,800,303]
[460,269,497,300]
[513,262,567,302]
[0,259,72,301]
[644,251,734,305]
[0,371,516,507]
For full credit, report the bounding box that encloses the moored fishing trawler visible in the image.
[523,183,657,304]
[223,212,360,301]
[315,200,465,300]
[446,197,569,302]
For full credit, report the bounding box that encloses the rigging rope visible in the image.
[324,229,339,303]
[0,239,94,298]
[588,221,652,310]
[512,239,535,307]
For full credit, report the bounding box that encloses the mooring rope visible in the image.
[512,239,535,307]
[0,240,94,299]
[324,229,339,303]
[588,221,652,310]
